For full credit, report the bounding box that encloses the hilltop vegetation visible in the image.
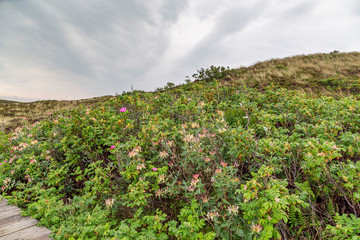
[0,96,115,132]
[1,52,360,239]
[1,51,359,132]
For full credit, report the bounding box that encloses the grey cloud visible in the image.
[181,1,270,68]
[0,0,189,96]
[352,0,360,15]
[160,0,188,23]
[1,0,359,100]
[278,0,318,19]
[44,0,188,88]
[55,0,153,34]
[0,1,95,78]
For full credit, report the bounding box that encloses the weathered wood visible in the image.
[0,198,52,239]
[0,208,21,220]
[0,199,8,207]
[0,217,38,236]
[0,215,24,226]
[0,205,20,214]
[0,225,52,240]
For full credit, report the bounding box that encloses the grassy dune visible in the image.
[229,51,360,97]
[1,52,360,239]
[2,51,360,132]
[0,96,115,132]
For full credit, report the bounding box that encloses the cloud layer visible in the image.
[0,0,359,100]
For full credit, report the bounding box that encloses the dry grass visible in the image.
[225,51,360,98]
[2,51,360,133]
[0,96,115,132]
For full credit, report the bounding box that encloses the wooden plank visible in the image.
[0,217,38,237]
[32,236,52,240]
[0,199,8,207]
[0,225,51,240]
[32,235,52,240]
[0,205,20,213]
[0,198,52,239]
[0,215,24,226]
[0,208,21,220]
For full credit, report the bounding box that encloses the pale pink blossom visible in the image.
[191,122,200,129]
[220,161,228,167]
[136,163,145,170]
[159,151,168,158]
[186,185,195,192]
[201,195,209,203]
[206,210,219,220]
[155,189,163,198]
[158,174,166,182]
[251,222,262,233]
[128,147,141,158]
[191,178,199,186]
[227,205,239,214]
[105,198,114,207]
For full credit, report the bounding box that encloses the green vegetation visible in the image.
[0,96,115,133]
[1,52,360,239]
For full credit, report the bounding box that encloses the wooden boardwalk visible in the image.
[0,198,52,240]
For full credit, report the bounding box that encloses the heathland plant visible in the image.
[1,53,360,239]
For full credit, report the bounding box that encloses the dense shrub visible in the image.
[1,78,360,239]
[192,65,235,82]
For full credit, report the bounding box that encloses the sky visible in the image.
[0,0,359,101]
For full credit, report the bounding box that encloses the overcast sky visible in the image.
[0,0,359,101]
